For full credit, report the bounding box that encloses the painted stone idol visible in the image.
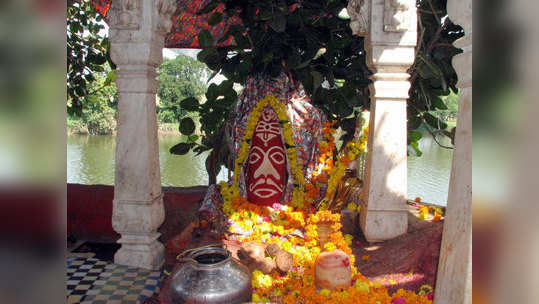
[246,107,287,206]
[199,72,327,230]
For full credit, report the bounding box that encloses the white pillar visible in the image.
[434,0,472,303]
[106,0,176,269]
[349,0,417,242]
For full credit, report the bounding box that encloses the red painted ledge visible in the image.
[67,183,208,243]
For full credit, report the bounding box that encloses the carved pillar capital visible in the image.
[383,0,413,32]
[348,0,369,36]
[106,0,176,39]
[105,0,175,70]
[156,0,177,34]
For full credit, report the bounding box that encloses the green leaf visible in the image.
[336,102,353,118]
[408,130,423,142]
[208,12,223,26]
[237,58,252,78]
[198,30,214,48]
[234,33,250,48]
[260,8,272,21]
[197,0,219,15]
[409,141,423,157]
[179,117,196,135]
[180,97,199,111]
[188,135,199,143]
[170,143,192,155]
[206,83,220,101]
[219,80,234,94]
[295,58,312,69]
[197,47,218,64]
[269,14,287,32]
[407,115,422,130]
[193,145,211,156]
[86,95,99,103]
[224,89,238,104]
[418,55,443,79]
[313,48,327,60]
[431,96,448,110]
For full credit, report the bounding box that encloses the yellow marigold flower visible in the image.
[323,242,336,251]
[252,270,273,289]
[356,205,361,213]
[320,289,331,296]
[355,280,370,293]
[281,240,292,251]
[344,234,354,245]
[347,202,357,210]
[331,222,342,231]
[419,284,433,296]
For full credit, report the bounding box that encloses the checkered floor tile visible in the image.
[67,257,163,303]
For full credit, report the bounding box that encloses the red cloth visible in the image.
[90,0,240,49]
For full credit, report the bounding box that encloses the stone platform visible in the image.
[162,204,444,295]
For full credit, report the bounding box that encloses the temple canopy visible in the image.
[92,0,239,48]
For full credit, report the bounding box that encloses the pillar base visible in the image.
[360,208,407,242]
[114,234,165,270]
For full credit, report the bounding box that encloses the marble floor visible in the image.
[66,256,163,304]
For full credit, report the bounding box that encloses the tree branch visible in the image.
[427,0,441,24]
[418,111,454,150]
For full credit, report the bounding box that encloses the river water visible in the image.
[67,134,452,206]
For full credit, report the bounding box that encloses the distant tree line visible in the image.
[67,55,209,135]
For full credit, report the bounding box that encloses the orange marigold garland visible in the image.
[218,96,432,303]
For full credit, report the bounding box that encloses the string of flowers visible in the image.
[220,185,432,303]
[320,127,368,208]
[233,95,306,210]
[218,96,431,303]
[304,121,338,205]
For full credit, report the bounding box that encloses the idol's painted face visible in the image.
[246,107,286,205]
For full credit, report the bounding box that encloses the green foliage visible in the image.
[67,0,114,116]
[156,55,210,123]
[65,0,464,184]
[68,69,118,135]
[407,0,464,148]
[157,109,177,123]
[170,142,193,155]
[82,70,118,135]
[177,0,463,181]
[179,117,196,135]
[436,91,459,121]
[67,116,87,134]
[183,0,372,170]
